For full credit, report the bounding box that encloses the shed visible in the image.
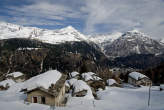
[128,72,152,86]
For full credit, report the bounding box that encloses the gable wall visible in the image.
[27,84,66,106]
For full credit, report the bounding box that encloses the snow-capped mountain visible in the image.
[104,30,164,57]
[0,22,88,44]
[89,32,122,48]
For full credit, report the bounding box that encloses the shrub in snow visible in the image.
[0,79,15,90]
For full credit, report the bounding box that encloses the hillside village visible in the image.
[0,0,164,109]
[0,69,164,110]
[0,22,164,110]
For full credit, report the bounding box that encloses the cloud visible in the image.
[2,1,85,26]
[0,0,164,39]
[81,0,164,39]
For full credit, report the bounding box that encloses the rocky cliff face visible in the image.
[104,30,164,57]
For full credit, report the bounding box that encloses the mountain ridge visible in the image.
[0,22,88,44]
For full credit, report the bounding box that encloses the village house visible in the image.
[7,72,26,83]
[128,72,152,86]
[24,70,67,106]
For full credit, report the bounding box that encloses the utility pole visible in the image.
[148,84,151,107]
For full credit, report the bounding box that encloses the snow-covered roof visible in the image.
[0,79,15,87]
[72,80,94,99]
[66,78,78,87]
[69,71,79,78]
[7,72,23,78]
[23,70,62,90]
[81,72,102,81]
[106,79,117,86]
[129,72,148,80]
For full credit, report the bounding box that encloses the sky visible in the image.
[0,0,164,39]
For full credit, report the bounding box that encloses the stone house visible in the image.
[25,74,67,106]
[128,72,152,86]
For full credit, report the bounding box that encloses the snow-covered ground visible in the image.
[0,83,164,110]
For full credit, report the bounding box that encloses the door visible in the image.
[33,97,38,103]
[41,96,46,104]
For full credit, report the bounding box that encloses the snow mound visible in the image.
[0,79,15,87]
[106,79,117,86]
[69,71,79,78]
[66,78,78,86]
[23,70,62,90]
[72,80,94,99]
[160,84,164,89]
[81,72,101,81]
[129,72,147,80]
[7,72,23,78]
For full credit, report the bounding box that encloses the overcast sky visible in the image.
[0,0,164,39]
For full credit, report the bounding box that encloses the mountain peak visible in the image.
[65,25,75,30]
[128,29,140,33]
[60,25,78,33]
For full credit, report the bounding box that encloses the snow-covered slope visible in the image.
[0,79,15,87]
[0,82,164,110]
[104,30,164,57]
[89,32,122,48]
[160,38,164,44]
[0,22,88,44]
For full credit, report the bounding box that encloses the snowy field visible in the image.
[0,83,164,110]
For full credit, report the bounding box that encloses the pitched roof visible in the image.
[23,70,62,91]
[25,73,67,97]
[7,72,23,78]
[106,79,117,86]
[129,72,148,80]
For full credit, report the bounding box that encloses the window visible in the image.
[41,96,46,104]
